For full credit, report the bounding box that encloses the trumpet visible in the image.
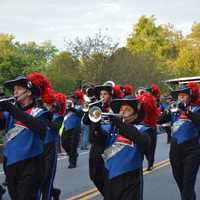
[103,80,115,87]
[169,101,187,113]
[83,87,95,103]
[88,106,122,123]
[0,96,16,104]
[135,87,146,97]
[82,99,104,112]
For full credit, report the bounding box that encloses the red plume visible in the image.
[27,72,52,97]
[124,84,134,96]
[42,88,55,105]
[151,84,161,100]
[73,89,84,100]
[137,92,160,128]
[54,92,67,116]
[187,82,200,105]
[113,85,124,99]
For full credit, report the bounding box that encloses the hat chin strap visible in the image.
[123,113,138,124]
[15,89,30,103]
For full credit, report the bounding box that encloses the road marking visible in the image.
[67,159,170,200]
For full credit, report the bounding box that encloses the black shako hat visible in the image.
[4,76,40,97]
[171,86,192,100]
[111,95,144,123]
[94,85,113,99]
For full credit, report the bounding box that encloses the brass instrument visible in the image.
[83,87,95,103]
[88,106,122,123]
[0,96,16,104]
[103,80,115,87]
[66,99,74,110]
[135,87,146,97]
[169,101,187,113]
[81,82,95,102]
[169,101,179,113]
[82,99,103,112]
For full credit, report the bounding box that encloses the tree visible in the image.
[65,30,118,59]
[168,22,200,77]
[46,51,80,93]
[126,15,182,61]
[65,30,119,85]
[0,34,58,85]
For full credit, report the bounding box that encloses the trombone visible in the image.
[88,106,122,123]
[82,99,103,112]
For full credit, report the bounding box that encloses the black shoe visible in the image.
[68,163,76,169]
[2,181,7,187]
[0,185,6,199]
[147,166,153,171]
[52,188,61,200]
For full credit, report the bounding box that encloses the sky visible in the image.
[0,0,199,50]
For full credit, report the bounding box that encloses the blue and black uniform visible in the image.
[0,102,51,200]
[61,108,81,168]
[83,103,110,196]
[91,121,151,200]
[158,106,200,200]
[41,113,63,200]
[159,102,172,143]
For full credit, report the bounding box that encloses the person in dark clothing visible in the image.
[0,184,6,200]
[159,96,174,144]
[90,95,155,200]
[143,84,161,170]
[83,84,113,196]
[0,73,52,200]
[61,99,82,169]
[40,89,66,200]
[158,82,200,200]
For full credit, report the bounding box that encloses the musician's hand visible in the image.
[90,121,101,129]
[111,117,123,128]
[0,100,11,111]
[178,102,189,112]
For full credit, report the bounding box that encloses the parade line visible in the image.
[66,159,170,200]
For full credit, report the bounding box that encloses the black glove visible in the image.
[0,99,11,111]
[90,121,101,130]
[111,117,123,129]
[178,102,188,112]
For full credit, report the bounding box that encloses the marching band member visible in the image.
[83,83,113,195]
[0,73,52,200]
[61,95,82,169]
[144,84,161,170]
[158,82,200,200]
[91,94,157,200]
[41,88,66,200]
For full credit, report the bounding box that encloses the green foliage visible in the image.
[126,15,182,62]
[1,16,200,96]
[0,34,58,85]
[46,51,80,94]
